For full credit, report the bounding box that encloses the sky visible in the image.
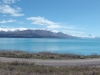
[0,0,100,37]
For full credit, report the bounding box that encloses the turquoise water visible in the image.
[0,38,100,55]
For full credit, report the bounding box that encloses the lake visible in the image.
[0,38,100,55]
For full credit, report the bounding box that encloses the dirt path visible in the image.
[0,57,100,66]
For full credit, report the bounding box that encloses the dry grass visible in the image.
[0,61,100,75]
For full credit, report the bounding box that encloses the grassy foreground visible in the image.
[0,61,100,75]
[0,50,100,59]
[0,50,100,75]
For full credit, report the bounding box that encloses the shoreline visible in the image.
[0,50,100,59]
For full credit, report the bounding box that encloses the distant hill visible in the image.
[0,29,76,38]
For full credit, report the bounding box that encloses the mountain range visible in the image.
[0,29,76,38]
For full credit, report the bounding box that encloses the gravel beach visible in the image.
[0,57,100,66]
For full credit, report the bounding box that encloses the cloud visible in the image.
[60,29,85,37]
[27,16,60,29]
[2,0,19,4]
[47,25,60,29]
[27,16,86,37]
[51,30,59,33]
[0,5,24,16]
[0,19,16,24]
[0,27,27,31]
